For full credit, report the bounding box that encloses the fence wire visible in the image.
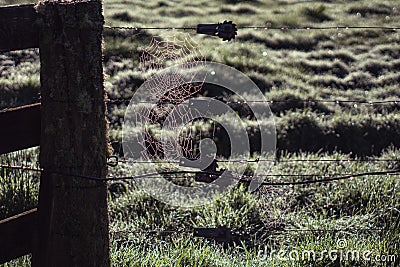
[104,25,400,32]
[1,163,399,186]
[114,158,400,164]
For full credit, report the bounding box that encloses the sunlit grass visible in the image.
[1,0,400,265]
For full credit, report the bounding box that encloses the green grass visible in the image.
[1,0,400,266]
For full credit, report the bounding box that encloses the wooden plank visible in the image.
[0,103,41,155]
[0,4,39,52]
[0,209,37,264]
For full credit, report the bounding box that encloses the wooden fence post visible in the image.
[32,1,110,266]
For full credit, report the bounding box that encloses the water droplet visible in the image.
[345,27,349,30]
[356,12,361,17]
[306,27,310,30]
[262,51,268,57]
[264,27,268,30]
[211,70,216,75]
[353,104,358,108]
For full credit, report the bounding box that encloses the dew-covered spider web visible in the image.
[135,34,207,163]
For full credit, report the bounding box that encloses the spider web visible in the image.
[137,34,207,163]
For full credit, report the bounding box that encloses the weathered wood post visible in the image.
[32,0,110,266]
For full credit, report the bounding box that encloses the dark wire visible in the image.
[115,158,400,164]
[2,163,399,186]
[104,25,400,31]
[50,168,400,186]
[105,98,400,105]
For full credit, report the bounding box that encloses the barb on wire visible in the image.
[197,21,237,41]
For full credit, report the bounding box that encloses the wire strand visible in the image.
[46,168,400,186]
[115,158,400,164]
[2,163,399,186]
[105,98,400,105]
[104,25,400,31]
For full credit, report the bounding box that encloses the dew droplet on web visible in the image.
[262,51,268,57]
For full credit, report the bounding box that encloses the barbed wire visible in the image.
[2,156,398,173]
[104,25,400,32]
[114,157,400,164]
[14,97,400,107]
[2,163,398,186]
[105,98,400,106]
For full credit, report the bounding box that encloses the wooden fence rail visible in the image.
[0,103,41,155]
[0,4,38,52]
[0,209,37,264]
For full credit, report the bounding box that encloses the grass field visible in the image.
[1,0,400,266]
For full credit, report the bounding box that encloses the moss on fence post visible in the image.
[32,1,110,266]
